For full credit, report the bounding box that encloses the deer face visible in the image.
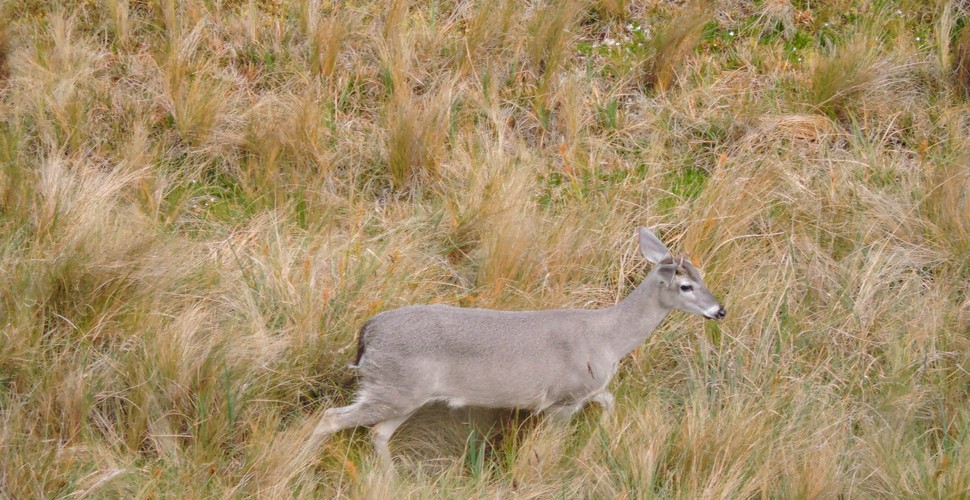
[638,228,726,321]
[656,257,725,320]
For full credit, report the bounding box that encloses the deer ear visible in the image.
[638,227,672,265]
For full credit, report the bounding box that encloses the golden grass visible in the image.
[2,0,970,497]
[0,25,10,83]
[954,23,970,98]
[641,3,711,92]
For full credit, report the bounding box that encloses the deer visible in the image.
[306,227,725,465]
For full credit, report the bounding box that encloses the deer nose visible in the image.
[715,307,726,320]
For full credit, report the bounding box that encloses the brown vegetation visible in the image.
[2,0,970,497]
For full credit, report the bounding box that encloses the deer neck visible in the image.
[603,277,672,361]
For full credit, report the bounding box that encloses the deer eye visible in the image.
[680,284,693,292]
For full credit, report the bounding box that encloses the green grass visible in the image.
[2,0,970,497]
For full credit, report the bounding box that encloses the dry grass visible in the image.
[954,21,970,98]
[640,3,711,92]
[2,0,970,497]
[0,25,10,83]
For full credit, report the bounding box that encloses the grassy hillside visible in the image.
[2,0,969,497]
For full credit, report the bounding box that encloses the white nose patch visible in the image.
[705,305,723,318]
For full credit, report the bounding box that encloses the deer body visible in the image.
[357,306,618,413]
[309,227,725,464]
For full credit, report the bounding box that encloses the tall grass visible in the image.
[2,0,970,497]
[640,4,710,92]
[806,35,889,118]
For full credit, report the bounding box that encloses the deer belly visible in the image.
[431,360,599,411]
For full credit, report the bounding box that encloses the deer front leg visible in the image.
[590,390,615,413]
[541,401,583,423]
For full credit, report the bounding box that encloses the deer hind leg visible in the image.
[371,412,415,466]
[291,398,405,476]
[312,399,396,440]
[309,392,421,466]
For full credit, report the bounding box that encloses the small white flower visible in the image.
[823,22,830,27]
[916,36,921,41]
[728,31,735,36]
[798,57,803,62]
[896,9,902,15]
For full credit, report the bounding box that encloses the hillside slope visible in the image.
[2,0,969,497]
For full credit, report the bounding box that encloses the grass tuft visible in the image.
[922,148,970,269]
[0,25,10,82]
[104,0,130,47]
[309,11,348,80]
[806,36,885,118]
[526,0,583,93]
[640,3,711,92]
[385,86,452,190]
[954,25,970,99]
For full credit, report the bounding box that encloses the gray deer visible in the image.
[310,227,725,464]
